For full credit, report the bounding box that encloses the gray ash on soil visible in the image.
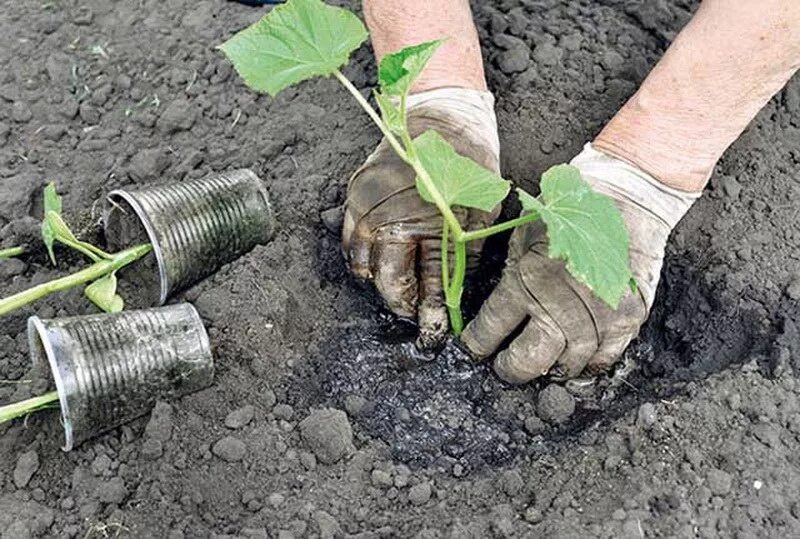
[303,329,522,468]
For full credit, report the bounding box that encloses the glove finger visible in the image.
[586,295,647,375]
[519,247,599,379]
[460,267,529,359]
[493,313,565,384]
[585,331,636,376]
[370,238,418,319]
[346,230,374,279]
[417,237,448,350]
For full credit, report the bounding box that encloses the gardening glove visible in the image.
[342,88,501,349]
[461,144,701,384]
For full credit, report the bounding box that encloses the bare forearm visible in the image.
[363,0,486,92]
[595,0,800,192]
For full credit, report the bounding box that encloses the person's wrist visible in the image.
[571,143,701,308]
[593,114,711,194]
[405,88,500,171]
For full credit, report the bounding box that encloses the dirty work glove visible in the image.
[461,144,701,383]
[342,88,500,349]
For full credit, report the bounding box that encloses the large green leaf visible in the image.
[378,40,443,97]
[413,130,509,212]
[85,273,124,313]
[218,0,368,97]
[41,183,63,265]
[517,165,632,308]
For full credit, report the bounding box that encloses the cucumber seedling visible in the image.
[0,184,152,425]
[219,0,633,334]
[0,183,152,316]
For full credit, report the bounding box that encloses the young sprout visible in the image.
[0,183,152,317]
[219,0,633,335]
[0,246,24,259]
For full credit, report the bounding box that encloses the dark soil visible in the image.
[2,0,800,537]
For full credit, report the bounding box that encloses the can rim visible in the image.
[106,189,170,305]
[226,168,276,242]
[27,316,75,451]
[184,303,214,372]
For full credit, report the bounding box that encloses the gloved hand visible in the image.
[342,88,500,349]
[461,144,700,383]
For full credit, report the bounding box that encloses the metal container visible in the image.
[104,169,275,306]
[28,303,213,451]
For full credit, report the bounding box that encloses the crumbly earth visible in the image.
[1,0,799,537]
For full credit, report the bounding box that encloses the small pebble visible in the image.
[408,482,432,506]
[225,405,255,429]
[537,385,576,424]
[637,402,657,428]
[371,469,393,488]
[212,436,246,462]
[273,404,294,421]
[524,506,543,523]
[299,408,355,465]
[707,468,733,496]
[13,450,39,488]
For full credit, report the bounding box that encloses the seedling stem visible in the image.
[0,246,24,259]
[0,391,59,424]
[0,243,152,316]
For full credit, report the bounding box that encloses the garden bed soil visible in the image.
[1,0,800,537]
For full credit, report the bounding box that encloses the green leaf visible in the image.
[41,183,63,265]
[43,183,62,215]
[517,165,632,308]
[378,39,444,97]
[374,91,404,133]
[44,211,78,242]
[85,273,124,313]
[218,0,368,97]
[413,130,509,212]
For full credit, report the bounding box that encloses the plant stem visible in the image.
[0,246,24,259]
[333,70,463,236]
[0,390,60,425]
[460,212,541,242]
[445,239,468,335]
[0,243,152,317]
[441,220,450,292]
[58,237,104,263]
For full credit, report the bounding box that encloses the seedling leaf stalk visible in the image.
[219,0,633,335]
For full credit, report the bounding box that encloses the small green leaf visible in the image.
[413,130,509,212]
[85,273,124,313]
[517,165,632,308]
[43,183,62,215]
[378,39,444,97]
[374,91,404,133]
[44,211,78,242]
[41,183,64,265]
[218,0,368,97]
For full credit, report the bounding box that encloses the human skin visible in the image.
[364,0,800,193]
[363,0,487,92]
[594,0,800,192]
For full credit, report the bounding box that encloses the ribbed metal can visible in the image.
[104,169,275,306]
[28,303,213,451]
